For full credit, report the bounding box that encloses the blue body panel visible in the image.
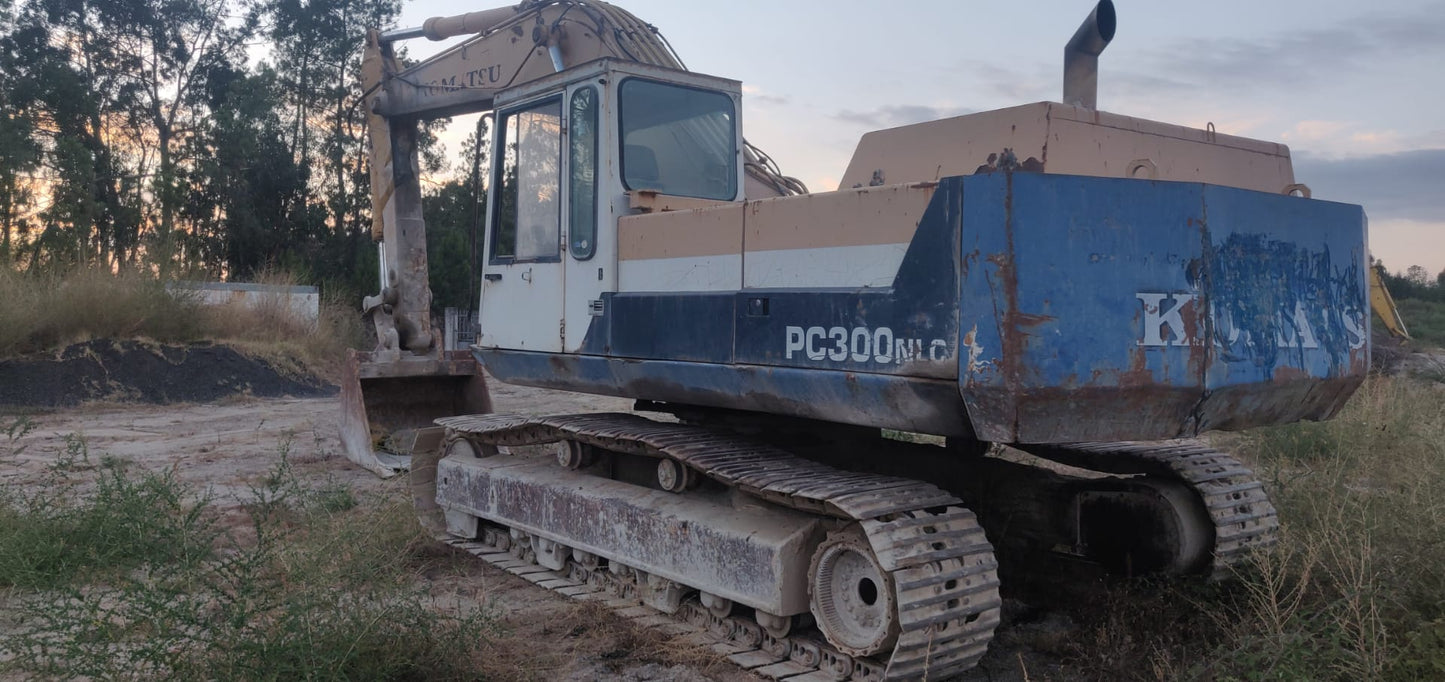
[480,173,1369,443]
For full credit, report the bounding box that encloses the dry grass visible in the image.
[1207,375,1445,680]
[195,268,366,381]
[0,267,205,356]
[0,266,365,382]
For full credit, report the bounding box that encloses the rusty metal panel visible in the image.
[958,173,1368,443]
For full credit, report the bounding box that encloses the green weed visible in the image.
[1396,298,1445,349]
[1,437,494,681]
[0,435,214,589]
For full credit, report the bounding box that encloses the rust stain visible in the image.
[1013,313,1055,328]
[1119,346,1154,388]
[1180,294,1210,379]
[1348,345,1368,373]
[997,173,1023,440]
[1271,365,1309,383]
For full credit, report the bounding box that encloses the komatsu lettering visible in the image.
[1136,292,1366,351]
[785,325,949,364]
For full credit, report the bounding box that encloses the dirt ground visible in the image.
[3,380,1071,681]
[0,340,331,408]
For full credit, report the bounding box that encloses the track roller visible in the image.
[699,591,733,619]
[557,439,594,469]
[655,457,695,492]
[756,610,793,639]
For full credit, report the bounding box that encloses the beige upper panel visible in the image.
[613,183,937,291]
[745,183,936,253]
[838,102,1296,195]
[618,202,743,261]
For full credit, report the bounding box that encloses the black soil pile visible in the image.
[0,339,335,408]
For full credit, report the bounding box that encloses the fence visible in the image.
[444,307,479,351]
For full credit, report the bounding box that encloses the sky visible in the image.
[394,0,1445,276]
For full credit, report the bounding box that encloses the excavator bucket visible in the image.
[339,349,491,477]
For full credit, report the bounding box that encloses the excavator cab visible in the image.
[476,61,744,355]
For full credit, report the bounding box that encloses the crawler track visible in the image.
[425,413,1002,680]
[1020,440,1280,578]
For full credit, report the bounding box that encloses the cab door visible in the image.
[478,96,565,352]
[562,83,610,352]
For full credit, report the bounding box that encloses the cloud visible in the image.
[832,104,976,129]
[741,84,789,106]
[1278,120,1413,156]
[1148,4,1445,90]
[1294,148,1445,221]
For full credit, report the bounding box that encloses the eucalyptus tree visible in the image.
[0,4,43,264]
[265,0,401,238]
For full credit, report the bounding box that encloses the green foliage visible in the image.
[0,435,215,589]
[1395,298,1445,349]
[423,178,487,311]
[1,439,494,681]
[0,0,415,306]
[1203,377,1445,680]
[1399,619,1445,679]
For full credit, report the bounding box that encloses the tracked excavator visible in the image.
[339,1,1379,678]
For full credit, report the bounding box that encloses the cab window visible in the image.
[493,98,562,261]
[619,79,737,201]
[569,86,599,259]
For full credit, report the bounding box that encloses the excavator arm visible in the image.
[1370,266,1411,339]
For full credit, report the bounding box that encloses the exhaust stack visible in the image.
[1063,0,1116,109]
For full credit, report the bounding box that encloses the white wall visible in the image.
[170,282,320,326]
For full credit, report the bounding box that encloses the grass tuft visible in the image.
[0,435,215,589]
[1,438,495,681]
[1213,376,1445,680]
[1055,375,1445,681]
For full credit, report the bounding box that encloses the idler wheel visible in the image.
[808,529,899,657]
[556,440,594,470]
